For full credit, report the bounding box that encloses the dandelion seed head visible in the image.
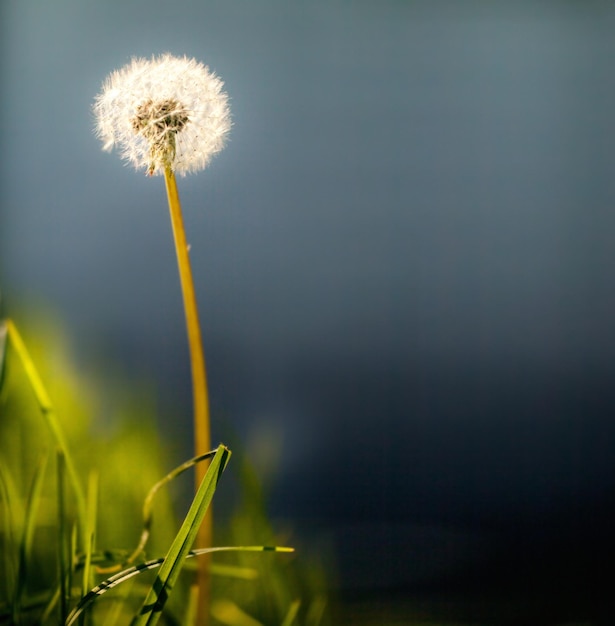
[93,54,231,176]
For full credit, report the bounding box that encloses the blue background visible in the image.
[2,0,615,616]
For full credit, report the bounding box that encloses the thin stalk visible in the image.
[163,166,212,625]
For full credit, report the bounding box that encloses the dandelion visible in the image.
[94,53,230,176]
[94,54,231,624]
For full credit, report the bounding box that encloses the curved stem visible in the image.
[163,166,212,625]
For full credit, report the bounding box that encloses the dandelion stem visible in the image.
[163,166,212,625]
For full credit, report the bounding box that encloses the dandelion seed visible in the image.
[94,54,231,176]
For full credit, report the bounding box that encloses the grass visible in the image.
[0,318,321,625]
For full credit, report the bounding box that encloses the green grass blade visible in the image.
[65,546,293,626]
[100,574,137,626]
[125,449,219,568]
[41,586,61,624]
[57,450,69,625]
[6,321,87,550]
[82,472,99,599]
[131,444,231,626]
[69,524,78,625]
[0,458,22,615]
[14,451,49,621]
[305,595,327,626]
[0,320,8,393]
[280,599,301,626]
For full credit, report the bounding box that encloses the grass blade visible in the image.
[0,459,22,616]
[305,595,327,626]
[131,444,231,626]
[280,599,301,626]
[14,451,49,621]
[82,472,99,598]
[117,450,219,573]
[0,320,7,393]
[57,450,68,624]
[5,320,87,550]
[65,546,294,626]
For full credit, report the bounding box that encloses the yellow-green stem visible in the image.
[163,166,212,625]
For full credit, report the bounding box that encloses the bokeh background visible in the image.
[2,0,615,621]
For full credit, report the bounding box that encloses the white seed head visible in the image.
[94,54,231,176]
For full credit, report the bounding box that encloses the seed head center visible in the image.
[131,98,190,141]
[131,98,190,174]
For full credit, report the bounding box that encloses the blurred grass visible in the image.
[0,316,183,623]
[3,316,599,624]
[0,314,331,625]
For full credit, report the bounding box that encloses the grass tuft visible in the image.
[0,318,321,625]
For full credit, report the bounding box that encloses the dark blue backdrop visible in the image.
[2,0,615,609]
